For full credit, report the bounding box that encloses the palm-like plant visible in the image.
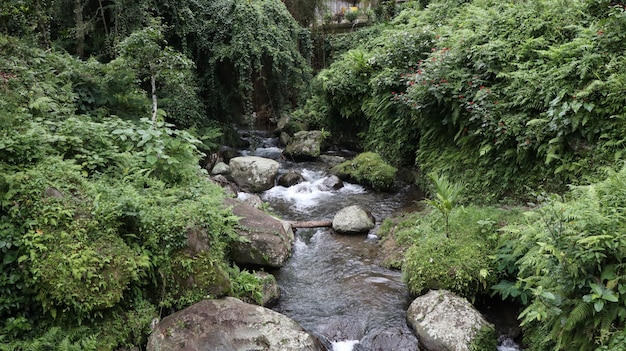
[423,172,463,238]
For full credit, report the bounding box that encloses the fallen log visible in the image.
[289,220,333,229]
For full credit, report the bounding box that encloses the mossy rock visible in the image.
[162,251,232,309]
[27,231,143,315]
[329,152,397,191]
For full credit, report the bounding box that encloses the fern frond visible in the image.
[564,301,594,330]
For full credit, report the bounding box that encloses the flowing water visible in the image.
[239,130,521,351]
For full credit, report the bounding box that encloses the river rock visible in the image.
[320,175,344,190]
[283,130,324,161]
[226,198,294,268]
[238,193,264,209]
[406,290,494,351]
[211,161,230,176]
[360,328,420,351]
[254,271,280,306]
[229,156,279,192]
[146,297,325,351]
[319,154,347,166]
[219,145,239,163]
[278,169,305,187]
[332,205,375,234]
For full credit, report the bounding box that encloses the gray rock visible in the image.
[254,271,280,307]
[229,156,280,193]
[406,290,494,351]
[278,170,305,187]
[226,198,294,268]
[219,145,239,163]
[332,205,375,234]
[319,154,347,166]
[238,193,264,209]
[147,297,324,351]
[211,161,230,175]
[320,175,344,190]
[283,130,324,161]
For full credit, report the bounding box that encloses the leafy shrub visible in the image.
[493,165,626,350]
[402,205,521,300]
[330,152,397,191]
[303,0,626,200]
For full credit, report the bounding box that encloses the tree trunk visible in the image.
[151,74,157,124]
[75,0,85,57]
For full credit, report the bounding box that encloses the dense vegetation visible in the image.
[0,0,310,348]
[3,0,626,349]
[303,0,626,201]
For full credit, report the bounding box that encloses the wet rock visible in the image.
[406,290,495,351]
[283,130,324,161]
[219,145,239,163]
[238,193,264,209]
[358,328,420,351]
[255,271,280,306]
[210,175,238,197]
[332,205,375,234]
[320,175,344,190]
[211,161,230,176]
[229,156,280,193]
[147,297,325,351]
[226,198,294,268]
[278,170,305,187]
[319,154,347,166]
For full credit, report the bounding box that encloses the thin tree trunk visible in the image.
[151,74,157,124]
[97,0,109,38]
[75,0,85,57]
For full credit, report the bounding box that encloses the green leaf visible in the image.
[594,300,604,312]
[146,154,158,165]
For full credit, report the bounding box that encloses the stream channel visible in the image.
[237,130,521,351]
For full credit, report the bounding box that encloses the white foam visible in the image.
[332,340,360,351]
[497,337,521,351]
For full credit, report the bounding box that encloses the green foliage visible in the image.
[423,172,463,237]
[0,34,253,349]
[301,0,626,200]
[114,21,200,126]
[330,152,397,191]
[401,205,518,299]
[229,268,265,305]
[469,324,497,351]
[493,165,626,350]
[157,0,312,122]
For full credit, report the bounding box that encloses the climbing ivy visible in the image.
[155,0,312,124]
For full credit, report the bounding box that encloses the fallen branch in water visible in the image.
[289,220,333,229]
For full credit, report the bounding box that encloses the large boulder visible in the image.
[229,156,279,192]
[406,290,496,351]
[226,198,294,268]
[283,130,324,161]
[332,205,375,234]
[147,297,325,351]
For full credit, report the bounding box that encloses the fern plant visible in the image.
[423,172,463,237]
[494,165,626,350]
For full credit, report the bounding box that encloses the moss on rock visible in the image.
[330,152,397,191]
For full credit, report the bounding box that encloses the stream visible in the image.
[238,130,521,351]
